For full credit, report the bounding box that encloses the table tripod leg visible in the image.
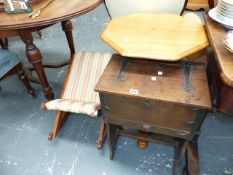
[62,20,76,55]
[19,30,54,100]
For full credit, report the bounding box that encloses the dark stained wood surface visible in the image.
[204,12,233,115]
[204,13,233,88]
[0,0,103,30]
[102,94,197,140]
[95,54,212,110]
[207,0,216,8]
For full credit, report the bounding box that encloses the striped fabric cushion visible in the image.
[44,52,112,117]
[44,99,101,117]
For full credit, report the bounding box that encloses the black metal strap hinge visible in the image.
[182,60,192,92]
[117,57,132,81]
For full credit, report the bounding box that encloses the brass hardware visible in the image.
[143,101,152,109]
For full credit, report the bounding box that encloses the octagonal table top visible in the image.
[101,13,209,61]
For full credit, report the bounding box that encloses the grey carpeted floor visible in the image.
[0,4,233,175]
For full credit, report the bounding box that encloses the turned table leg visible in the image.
[19,30,54,100]
[62,20,76,55]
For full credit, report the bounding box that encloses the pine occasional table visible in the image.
[0,0,103,100]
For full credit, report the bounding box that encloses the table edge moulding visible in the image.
[0,0,103,30]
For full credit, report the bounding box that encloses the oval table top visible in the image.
[0,0,103,30]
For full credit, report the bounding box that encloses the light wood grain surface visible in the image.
[101,13,209,61]
[204,13,233,87]
[0,0,103,30]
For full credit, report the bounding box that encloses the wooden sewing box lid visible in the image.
[95,54,211,110]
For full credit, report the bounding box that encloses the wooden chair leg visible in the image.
[17,63,35,97]
[97,121,107,150]
[48,111,70,140]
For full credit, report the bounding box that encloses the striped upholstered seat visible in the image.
[43,52,112,117]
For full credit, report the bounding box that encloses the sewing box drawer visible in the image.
[100,94,203,139]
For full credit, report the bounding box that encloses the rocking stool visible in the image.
[41,51,112,149]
